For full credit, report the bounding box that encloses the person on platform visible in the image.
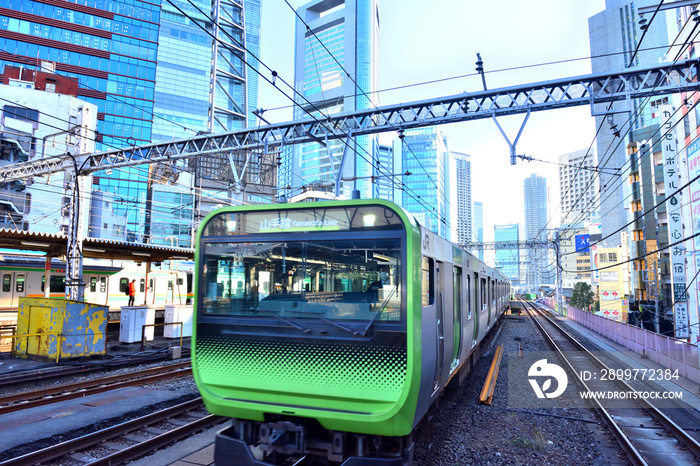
[128,279,136,306]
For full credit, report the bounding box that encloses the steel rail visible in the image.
[0,362,191,415]
[0,398,214,466]
[520,299,647,466]
[526,301,700,457]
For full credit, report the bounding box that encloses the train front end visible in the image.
[192,200,420,465]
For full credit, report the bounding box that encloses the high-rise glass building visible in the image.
[473,201,484,261]
[0,0,262,247]
[524,174,550,287]
[453,151,472,245]
[395,127,451,239]
[588,0,673,246]
[285,0,379,200]
[494,223,519,285]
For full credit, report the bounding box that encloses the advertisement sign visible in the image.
[660,105,689,339]
[575,234,590,253]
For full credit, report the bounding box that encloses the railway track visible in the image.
[0,361,192,415]
[522,299,700,465]
[0,397,223,466]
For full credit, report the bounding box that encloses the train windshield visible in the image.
[200,238,402,323]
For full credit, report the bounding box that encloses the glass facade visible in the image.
[1,0,262,247]
[287,0,378,200]
[397,127,449,239]
[494,223,519,284]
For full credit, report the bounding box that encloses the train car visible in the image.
[192,199,510,465]
[0,256,193,313]
[524,292,536,301]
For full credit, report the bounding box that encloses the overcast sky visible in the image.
[256,0,607,242]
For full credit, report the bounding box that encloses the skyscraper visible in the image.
[588,0,673,245]
[395,127,452,239]
[558,148,599,225]
[0,0,263,247]
[286,0,379,200]
[494,223,519,285]
[453,151,472,245]
[473,201,484,262]
[524,174,550,288]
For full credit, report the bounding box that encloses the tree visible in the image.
[570,282,595,311]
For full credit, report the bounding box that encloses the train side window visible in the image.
[16,274,25,293]
[421,256,434,306]
[466,275,472,319]
[149,278,154,291]
[491,280,495,307]
[452,267,462,361]
[90,277,97,292]
[168,280,173,290]
[140,279,145,293]
[50,276,65,292]
[41,276,45,292]
[100,277,106,292]
[178,278,184,286]
[120,277,129,293]
[480,278,486,311]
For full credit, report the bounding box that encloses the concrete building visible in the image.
[558,148,599,225]
[588,0,675,246]
[453,151,472,246]
[284,0,379,200]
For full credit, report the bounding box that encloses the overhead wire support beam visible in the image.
[463,240,554,251]
[2,59,700,183]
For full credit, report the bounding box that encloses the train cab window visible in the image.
[178,278,184,286]
[90,277,97,292]
[100,277,106,292]
[3,274,11,292]
[422,257,434,306]
[120,277,129,293]
[16,274,25,293]
[140,279,145,293]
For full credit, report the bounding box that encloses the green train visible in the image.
[192,200,510,465]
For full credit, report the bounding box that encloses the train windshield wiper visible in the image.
[360,286,398,336]
[249,308,311,333]
[297,311,360,336]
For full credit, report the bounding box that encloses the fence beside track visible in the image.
[541,297,700,383]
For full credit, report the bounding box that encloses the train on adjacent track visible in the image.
[0,256,193,314]
[192,199,511,465]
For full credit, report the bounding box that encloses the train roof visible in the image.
[0,255,123,273]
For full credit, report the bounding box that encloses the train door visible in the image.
[469,273,477,348]
[434,260,445,392]
[451,266,462,371]
[166,278,174,304]
[1,272,27,307]
[84,275,99,304]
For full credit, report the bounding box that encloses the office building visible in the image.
[0,0,263,247]
[558,149,599,225]
[473,201,484,261]
[395,127,452,239]
[286,0,379,200]
[494,223,519,285]
[524,174,550,288]
[588,0,674,245]
[453,151,472,245]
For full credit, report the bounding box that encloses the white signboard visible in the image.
[660,105,689,339]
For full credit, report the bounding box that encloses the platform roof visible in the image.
[0,229,195,263]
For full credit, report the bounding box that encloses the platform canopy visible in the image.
[0,229,195,262]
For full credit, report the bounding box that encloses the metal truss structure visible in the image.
[463,240,554,250]
[2,59,700,183]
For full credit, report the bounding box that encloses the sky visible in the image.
[256,0,607,242]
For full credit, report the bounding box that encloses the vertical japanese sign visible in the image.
[660,105,689,338]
